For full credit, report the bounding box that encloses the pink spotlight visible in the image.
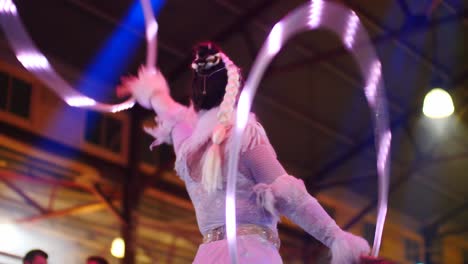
[308,0,323,28]
[364,61,381,106]
[267,22,283,56]
[65,96,97,107]
[16,52,50,70]
[344,11,359,49]
[0,0,17,15]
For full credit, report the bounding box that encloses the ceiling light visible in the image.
[110,237,125,258]
[422,88,454,118]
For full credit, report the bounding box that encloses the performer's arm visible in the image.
[240,126,370,264]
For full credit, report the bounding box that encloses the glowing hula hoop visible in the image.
[226,0,391,262]
[0,0,158,113]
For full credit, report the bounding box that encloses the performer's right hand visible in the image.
[116,67,170,110]
[360,256,395,264]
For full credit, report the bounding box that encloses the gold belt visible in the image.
[203,224,280,249]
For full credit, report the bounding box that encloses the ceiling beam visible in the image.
[342,163,418,230]
[91,184,125,225]
[65,0,185,59]
[0,251,21,260]
[15,201,106,224]
[424,199,468,230]
[343,1,463,79]
[268,10,463,80]
[1,179,48,214]
[306,68,468,189]
[257,94,355,145]
[313,172,376,191]
[0,168,92,192]
[342,149,468,230]
[438,225,468,237]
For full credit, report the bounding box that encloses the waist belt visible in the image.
[203,224,280,249]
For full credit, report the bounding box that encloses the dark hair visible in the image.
[87,256,109,264]
[23,249,48,263]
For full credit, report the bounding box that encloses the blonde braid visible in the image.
[201,52,241,193]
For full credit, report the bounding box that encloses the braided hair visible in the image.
[191,42,242,193]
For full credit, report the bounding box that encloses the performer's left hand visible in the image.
[360,255,395,264]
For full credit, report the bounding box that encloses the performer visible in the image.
[117,42,370,264]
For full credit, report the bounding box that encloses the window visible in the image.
[363,222,375,245]
[84,111,122,153]
[404,238,421,262]
[0,71,32,119]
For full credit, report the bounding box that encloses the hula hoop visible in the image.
[226,1,391,262]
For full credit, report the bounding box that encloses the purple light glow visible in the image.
[17,52,50,70]
[308,0,323,28]
[267,22,283,56]
[0,0,16,15]
[364,61,381,107]
[344,11,359,49]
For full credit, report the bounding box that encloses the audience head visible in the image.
[86,256,109,264]
[23,249,48,264]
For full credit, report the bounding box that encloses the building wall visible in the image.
[443,236,468,264]
[0,60,130,165]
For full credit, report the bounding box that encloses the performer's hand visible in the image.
[116,76,136,98]
[115,67,170,109]
[360,256,395,264]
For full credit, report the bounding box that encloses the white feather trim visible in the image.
[253,183,278,218]
[175,107,220,180]
[121,67,170,109]
[174,107,270,185]
[143,105,195,148]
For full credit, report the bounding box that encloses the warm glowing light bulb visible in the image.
[110,237,125,258]
[423,88,454,118]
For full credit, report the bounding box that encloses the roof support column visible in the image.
[122,107,146,264]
